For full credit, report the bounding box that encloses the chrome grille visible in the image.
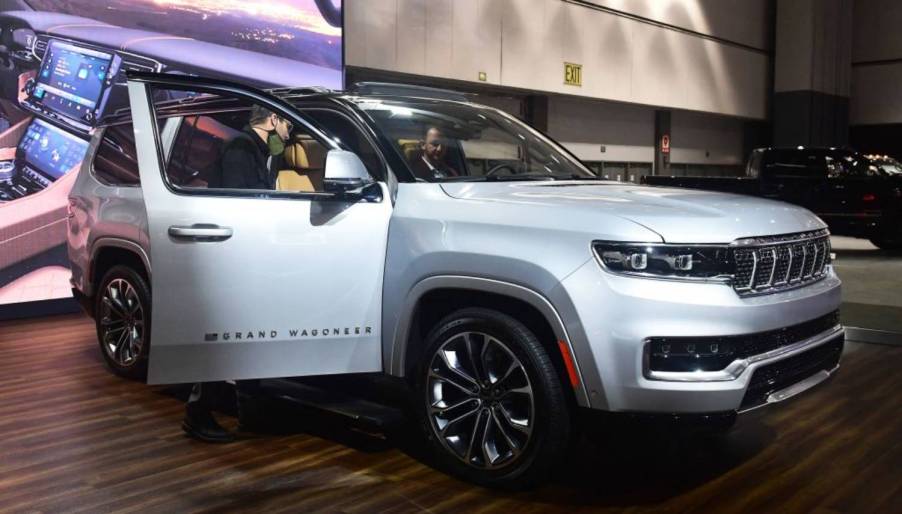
[732,230,831,296]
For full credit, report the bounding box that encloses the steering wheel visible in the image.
[485,163,520,177]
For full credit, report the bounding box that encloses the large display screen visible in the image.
[18,118,90,180]
[0,0,343,312]
[32,40,114,122]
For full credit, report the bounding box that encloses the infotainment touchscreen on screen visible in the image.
[18,118,90,180]
[32,40,115,123]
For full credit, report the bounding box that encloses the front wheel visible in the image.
[94,265,151,380]
[416,308,570,489]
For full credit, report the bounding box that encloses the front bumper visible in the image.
[556,259,843,413]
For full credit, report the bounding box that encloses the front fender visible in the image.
[384,273,595,407]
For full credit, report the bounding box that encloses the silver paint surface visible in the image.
[68,84,842,412]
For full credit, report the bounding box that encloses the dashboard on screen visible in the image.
[28,39,120,129]
[18,118,90,180]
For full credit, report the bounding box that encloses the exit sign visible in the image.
[564,62,582,86]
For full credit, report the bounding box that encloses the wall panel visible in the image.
[346,0,770,119]
[581,0,771,50]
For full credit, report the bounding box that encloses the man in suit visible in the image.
[409,126,459,180]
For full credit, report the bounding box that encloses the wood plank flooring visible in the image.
[1,314,900,513]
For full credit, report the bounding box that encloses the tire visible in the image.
[415,307,570,489]
[94,265,151,380]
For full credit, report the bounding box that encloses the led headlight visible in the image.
[593,242,733,280]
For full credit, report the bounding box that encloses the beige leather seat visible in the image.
[398,138,421,163]
[276,135,327,192]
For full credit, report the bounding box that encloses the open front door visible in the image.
[127,74,391,384]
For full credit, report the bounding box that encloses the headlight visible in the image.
[592,242,733,281]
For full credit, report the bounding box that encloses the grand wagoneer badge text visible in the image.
[205,326,373,342]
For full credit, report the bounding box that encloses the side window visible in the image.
[765,151,825,178]
[746,150,763,178]
[826,154,871,179]
[151,87,330,194]
[92,123,140,186]
[301,108,385,180]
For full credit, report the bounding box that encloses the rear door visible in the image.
[127,74,391,384]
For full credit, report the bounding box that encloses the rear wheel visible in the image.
[416,308,570,489]
[94,265,151,380]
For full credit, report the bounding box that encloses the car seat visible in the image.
[276,135,327,192]
[398,138,422,163]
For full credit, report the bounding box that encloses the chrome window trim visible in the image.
[642,324,844,382]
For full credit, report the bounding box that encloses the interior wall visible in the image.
[850,0,902,125]
[345,0,771,119]
[545,96,745,166]
[546,96,654,163]
[579,0,772,50]
[669,110,745,165]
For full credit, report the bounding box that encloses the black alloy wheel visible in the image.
[417,308,570,489]
[94,265,151,380]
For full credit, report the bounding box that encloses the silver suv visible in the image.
[67,73,843,488]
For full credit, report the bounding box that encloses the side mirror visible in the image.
[323,150,374,193]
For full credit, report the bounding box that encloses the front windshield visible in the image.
[354,98,596,182]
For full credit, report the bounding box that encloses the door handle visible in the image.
[168,224,233,242]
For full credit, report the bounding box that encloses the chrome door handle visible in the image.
[168,224,233,241]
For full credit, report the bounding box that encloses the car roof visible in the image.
[97,90,482,128]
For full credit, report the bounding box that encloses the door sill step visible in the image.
[262,378,406,434]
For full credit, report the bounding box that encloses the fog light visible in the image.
[648,338,736,372]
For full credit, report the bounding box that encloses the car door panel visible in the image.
[126,75,390,384]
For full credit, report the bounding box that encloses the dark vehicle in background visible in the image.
[643,147,902,250]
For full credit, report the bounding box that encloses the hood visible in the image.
[439,181,827,243]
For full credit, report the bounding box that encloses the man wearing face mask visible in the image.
[219,105,293,189]
[181,106,293,443]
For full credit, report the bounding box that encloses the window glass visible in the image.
[355,99,594,182]
[826,154,868,179]
[151,88,330,194]
[300,108,383,180]
[92,123,140,186]
[878,161,902,176]
[763,150,825,178]
[746,149,763,178]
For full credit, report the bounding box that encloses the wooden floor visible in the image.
[1,314,900,514]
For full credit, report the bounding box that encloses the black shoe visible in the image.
[182,404,235,443]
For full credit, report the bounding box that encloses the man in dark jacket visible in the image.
[220,105,293,189]
[181,106,292,443]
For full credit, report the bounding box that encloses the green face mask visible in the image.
[267,131,285,156]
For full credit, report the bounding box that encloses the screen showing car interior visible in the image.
[33,40,113,121]
[18,118,90,179]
